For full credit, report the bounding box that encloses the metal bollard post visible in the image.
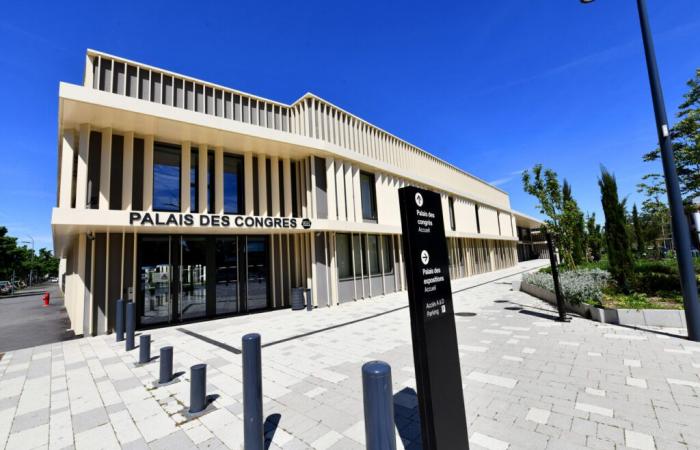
[139,335,151,364]
[545,232,569,322]
[125,302,136,351]
[159,346,173,384]
[362,361,397,450]
[243,333,263,450]
[115,298,125,342]
[189,364,207,414]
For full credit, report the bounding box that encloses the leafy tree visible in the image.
[599,167,635,292]
[641,69,700,205]
[522,165,579,268]
[0,226,59,284]
[562,180,587,264]
[631,204,645,255]
[586,213,603,261]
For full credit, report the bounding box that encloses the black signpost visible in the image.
[398,186,469,449]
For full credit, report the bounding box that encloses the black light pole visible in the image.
[581,0,700,341]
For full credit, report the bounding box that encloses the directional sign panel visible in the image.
[398,186,469,450]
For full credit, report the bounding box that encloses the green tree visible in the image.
[642,69,700,205]
[599,167,635,292]
[631,204,645,255]
[522,165,578,268]
[586,213,603,261]
[562,180,587,264]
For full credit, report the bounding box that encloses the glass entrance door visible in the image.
[140,236,172,326]
[215,237,239,314]
[179,237,208,321]
[246,236,268,311]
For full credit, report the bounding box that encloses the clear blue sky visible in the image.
[1,1,699,251]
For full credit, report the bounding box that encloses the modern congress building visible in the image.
[53,50,535,336]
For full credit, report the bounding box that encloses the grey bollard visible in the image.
[139,335,151,364]
[159,346,173,384]
[189,364,207,414]
[115,299,125,342]
[362,361,396,450]
[125,302,136,351]
[243,333,263,450]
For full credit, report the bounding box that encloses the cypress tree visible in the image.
[599,167,635,292]
[632,204,645,256]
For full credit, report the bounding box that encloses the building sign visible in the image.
[128,212,311,229]
[398,186,469,449]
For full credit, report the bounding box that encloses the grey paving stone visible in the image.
[71,406,109,434]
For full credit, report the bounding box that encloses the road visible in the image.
[0,283,75,353]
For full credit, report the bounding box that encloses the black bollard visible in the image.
[139,335,151,364]
[243,333,263,450]
[189,364,207,414]
[545,232,569,322]
[125,302,136,351]
[362,361,396,450]
[115,299,125,342]
[159,346,173,384]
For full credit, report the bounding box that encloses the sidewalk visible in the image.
[1,259,699,449]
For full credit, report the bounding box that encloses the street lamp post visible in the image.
[21,236,35,288]
[581,0,700,341]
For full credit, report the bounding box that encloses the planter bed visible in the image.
[517,280,687,328]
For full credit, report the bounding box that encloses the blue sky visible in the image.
[1,1,699,251]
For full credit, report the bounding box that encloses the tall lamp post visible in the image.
[21,236,35,287]
[580,0,700,341]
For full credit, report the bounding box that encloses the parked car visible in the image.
[0,281,12,294]
[49,277,58,283]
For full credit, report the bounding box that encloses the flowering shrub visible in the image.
[522,269,611,305]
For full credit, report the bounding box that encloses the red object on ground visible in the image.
[42,292,50,307]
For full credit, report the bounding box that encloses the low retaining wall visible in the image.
[517,281,687,329]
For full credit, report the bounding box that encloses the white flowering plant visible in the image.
[522,269,611,306]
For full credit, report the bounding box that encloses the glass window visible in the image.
[360,172,377,221]
[153,143,181,212]
[207,150,215,213]
[190,147,198,212]
[367,235,380,276]
[337,234,353,279]
[224,154,243,214]
[448,197,456,231]
[352,234,365,277]
[382,236,394,274]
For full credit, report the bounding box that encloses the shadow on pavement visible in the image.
[264,413,282,449]
[393,387,422,450]
[518,309,562,321]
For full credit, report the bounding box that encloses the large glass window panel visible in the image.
[246,237,268,311]
[215,238,238,314]
[224,155,243,214]
[179,237,207,321]
[337,234,353,279]
[352,234,365,277]
[153,144,181,211]
[367,234,380,275]
[140,236,171,325]
[382,236,394,274]
[207,150,215,213]
[190,147,199,212]
[360,172,377,221]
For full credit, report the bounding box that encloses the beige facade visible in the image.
[54,50,525,336]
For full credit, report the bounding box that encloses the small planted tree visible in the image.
[599,167,635,292]
[522,165,578,268]
[586,214,603,261]
[631,204,645,256]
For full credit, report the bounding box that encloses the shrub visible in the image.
[523,269,611,306]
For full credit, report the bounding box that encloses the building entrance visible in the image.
[137,234,269,328]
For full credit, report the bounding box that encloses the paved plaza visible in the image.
[2,259,700,449]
